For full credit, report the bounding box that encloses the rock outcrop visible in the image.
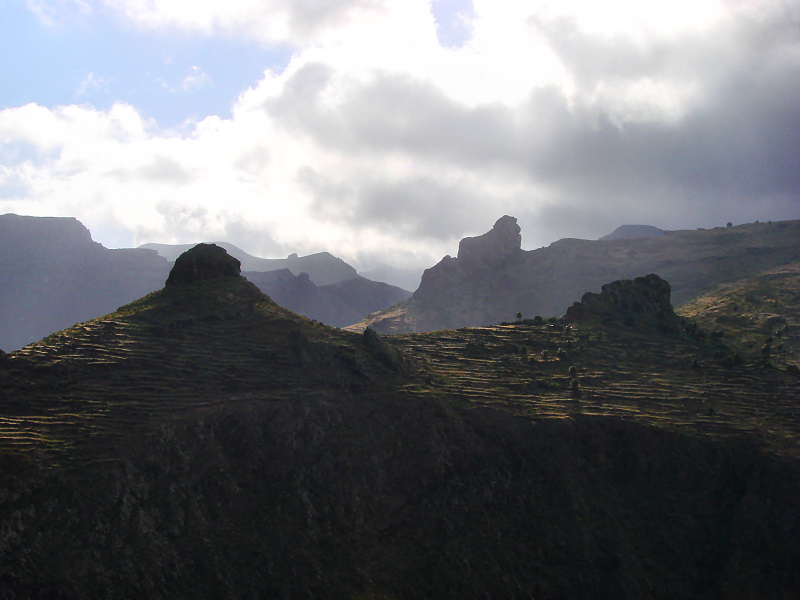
[456,214,522,270]
[565,274,681,330]
[352,218,800,334]
[165,244,241,287]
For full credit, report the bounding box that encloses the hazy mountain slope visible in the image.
[0,215,406,350]
[600,224,666,241]
[0,254,798,598]
[353,217,800,334]
[677,261,800,369]
[244,270,411,327]
[0,214,170,352]
[141,241,358,286]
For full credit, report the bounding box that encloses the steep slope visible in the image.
[353,217,800,333]
[1,259,799,598]
[0,214,170,351]
[677,261,800,370]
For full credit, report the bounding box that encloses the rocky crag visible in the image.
[352,217,800,334]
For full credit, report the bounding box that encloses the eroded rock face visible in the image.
[457,215,522,269]
[565,274,677,326]
[165,243,241,287]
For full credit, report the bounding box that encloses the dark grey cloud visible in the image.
[266,63,518,166]
[283,0,384,41]
[266,8,800,249]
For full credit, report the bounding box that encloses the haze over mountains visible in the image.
[0,214,409,351]
[4,212,800,354]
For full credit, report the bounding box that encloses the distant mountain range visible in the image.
[140,242,358,286]
[0,214,409,351]
[352,216,800,333]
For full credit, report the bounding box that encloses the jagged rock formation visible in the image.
[165,243,241,286]
[456,214,522,269]
[565,273,680,330]
[352,218,800,334]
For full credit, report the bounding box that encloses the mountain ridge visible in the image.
[0,214,409,350]
[352,217,800,333]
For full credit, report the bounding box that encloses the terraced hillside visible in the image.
[678,261,800,370]
[391,316,800,457]
[0,275,410,463]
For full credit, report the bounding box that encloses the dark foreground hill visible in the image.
[352,216,800,333]
[1,248,799,599]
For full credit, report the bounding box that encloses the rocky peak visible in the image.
[165,244,242,287]
[456,215,522,269]
[565,274,677,327]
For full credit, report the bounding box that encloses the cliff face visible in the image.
[0,214,171,351]
[355,218,800,334]
[399,216,527,331]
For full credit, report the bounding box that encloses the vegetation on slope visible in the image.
[678,261,800,370]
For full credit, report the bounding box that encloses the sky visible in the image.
[1,0,799,279]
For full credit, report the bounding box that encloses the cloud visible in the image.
[75,71,112,97]
[3,0,800,273]
[181,66,213,92]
